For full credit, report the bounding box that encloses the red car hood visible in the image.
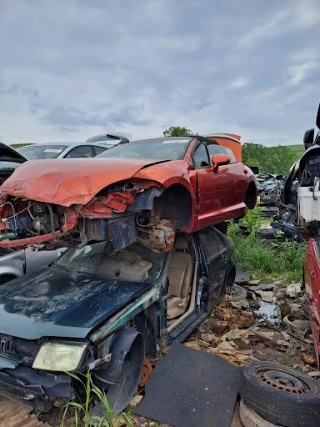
[0,158,168,206]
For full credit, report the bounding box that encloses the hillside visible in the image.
[286,144,305,159]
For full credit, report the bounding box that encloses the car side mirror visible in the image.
[303,128,314,150]
[211,154,230,172]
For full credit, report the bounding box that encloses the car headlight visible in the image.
[32,342,87,372]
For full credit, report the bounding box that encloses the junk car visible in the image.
[0,227,235,414]
[0,136,257,252]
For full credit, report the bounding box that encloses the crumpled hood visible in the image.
[0,266,151,340]
[0,158,167,206]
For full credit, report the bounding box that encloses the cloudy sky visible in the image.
[0,0,319,146]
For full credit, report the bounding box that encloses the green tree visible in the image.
[163,126,195,137]
[242,143,298,176]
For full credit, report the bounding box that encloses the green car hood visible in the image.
[0,266,152,340]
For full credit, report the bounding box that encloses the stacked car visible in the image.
[0,134,257,413]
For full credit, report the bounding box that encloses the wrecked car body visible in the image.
[0,137,257,252]
[304,238,320,366]
[0,227,235,413]
[256,173,283,206]
[282,104,320,236]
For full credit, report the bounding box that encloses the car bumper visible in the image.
[0,365,72,412]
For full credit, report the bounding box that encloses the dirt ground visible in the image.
[2,277,318,427]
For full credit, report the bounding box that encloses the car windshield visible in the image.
[56,240,166,283]
[17,145,68,159]
[97,138,192,161]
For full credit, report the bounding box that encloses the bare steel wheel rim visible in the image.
[256,367,311,394]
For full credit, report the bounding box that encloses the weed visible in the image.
[227,209,306,284]
[61,371,134,427]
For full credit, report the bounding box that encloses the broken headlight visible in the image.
[32,342,87,372]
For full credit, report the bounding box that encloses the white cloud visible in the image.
[229,77,249,89]
[0,0,319,147]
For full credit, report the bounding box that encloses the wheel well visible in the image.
[0,274,17,285]
[135,311,156,357]
[154,184,192,230]
[244,182,257,209]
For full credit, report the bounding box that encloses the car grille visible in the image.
[0,334,40,367]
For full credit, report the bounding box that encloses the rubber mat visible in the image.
[135,341,241,427]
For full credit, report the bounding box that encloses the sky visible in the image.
[0,0,319,146]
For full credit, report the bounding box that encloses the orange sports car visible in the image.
[0,136,257,251]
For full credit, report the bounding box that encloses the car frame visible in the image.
[0,226,235,414]
[0,136,257,252]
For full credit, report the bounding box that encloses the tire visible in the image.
[227,284,247,301]
[240,361,320,427]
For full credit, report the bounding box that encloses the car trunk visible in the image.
[0,143,27,185]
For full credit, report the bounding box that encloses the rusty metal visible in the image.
[256,367,310,394]
[138,358,153,387]
[137,219,175,252]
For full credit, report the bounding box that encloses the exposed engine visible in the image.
[0,180,176,252]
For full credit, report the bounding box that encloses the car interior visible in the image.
[166,234,196,327]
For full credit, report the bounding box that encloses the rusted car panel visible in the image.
[304,238,320,366]
[0,137,257,251]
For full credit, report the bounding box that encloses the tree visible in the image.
[163,126,195,137]
[242,142,298,176]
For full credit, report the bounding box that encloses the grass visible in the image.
[61,371,134,427]
[227,207,306,284]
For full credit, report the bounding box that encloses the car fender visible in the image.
[0,249,25,277]
[95,328,143,384]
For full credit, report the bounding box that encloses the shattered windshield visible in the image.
[17,145,68,159]
[97,138,192,161]
[56,240,166,283]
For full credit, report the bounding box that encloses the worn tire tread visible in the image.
[239,362,320,427]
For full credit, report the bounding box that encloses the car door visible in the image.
[198,227,228,312]
[63,145,95,158]
[207,142,249,208]
[192,142,228,228]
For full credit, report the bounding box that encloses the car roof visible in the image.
[19,142,109,149]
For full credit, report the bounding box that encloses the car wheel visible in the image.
[239,399,281,427]
[227,284,247,302]
[240,361,320,427]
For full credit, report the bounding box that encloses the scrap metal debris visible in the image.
[184,279,317,371]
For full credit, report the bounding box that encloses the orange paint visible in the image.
[204,133,242,162]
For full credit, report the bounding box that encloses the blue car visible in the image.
[0,226,235,415]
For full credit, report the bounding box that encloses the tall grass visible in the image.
[61,371,134,427]
[227,209,306,283]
